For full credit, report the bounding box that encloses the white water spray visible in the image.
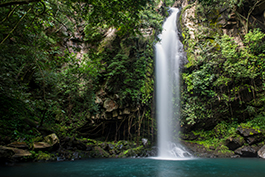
[155,8,192,159]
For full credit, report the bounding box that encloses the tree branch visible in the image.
[0,0,41,7]
[1,7,32,44]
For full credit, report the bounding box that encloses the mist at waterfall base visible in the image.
[2,158,265,177]
[155,8,191,159]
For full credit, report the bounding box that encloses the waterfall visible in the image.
[155,8,192,159]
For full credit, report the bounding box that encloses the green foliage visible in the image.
[191,121,238,149]
[33,151,55,161]
[0,0,160,143]
[182,26,265,126]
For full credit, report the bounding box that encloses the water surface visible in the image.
[1,158,265,177]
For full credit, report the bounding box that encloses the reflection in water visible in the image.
[1,158,265,177]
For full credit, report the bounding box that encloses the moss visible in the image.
[93,146,110,158]
[35,151,55,161]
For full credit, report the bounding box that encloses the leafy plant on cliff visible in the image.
[181,0,265,133]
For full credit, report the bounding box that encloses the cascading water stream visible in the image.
[155,8,192,159]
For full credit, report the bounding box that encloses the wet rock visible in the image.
[57,156,65,161]
[146,146,158,157]
[7,142,28,149]
[225,136,245,151]
[234,146,258,157]
[231,155,241,158]
[258,145,265,159]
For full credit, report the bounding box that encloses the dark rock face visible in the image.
[245,134,265,145]
[234,146,258,157]
[225,136,245,151]
[236,126,265,145]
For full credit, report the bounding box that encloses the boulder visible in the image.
[258,145,265,159]
[0,146,31,158]
[236,126,261,137]
[33,133,60,151]
[231,155,241,158]
[245,134,265,145]
[7,142,28,149]
[225,136,245,151]
[44,133,60,146]
[236,126,265,145]
[234,146,258,157]
[103,99,118,112]
[33,142,52,150]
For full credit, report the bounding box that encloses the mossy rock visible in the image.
[225,135,245,151]
[118,146,144,158]
[33,151,55,161]
[92,146,110,158]
[237,125,263,137]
